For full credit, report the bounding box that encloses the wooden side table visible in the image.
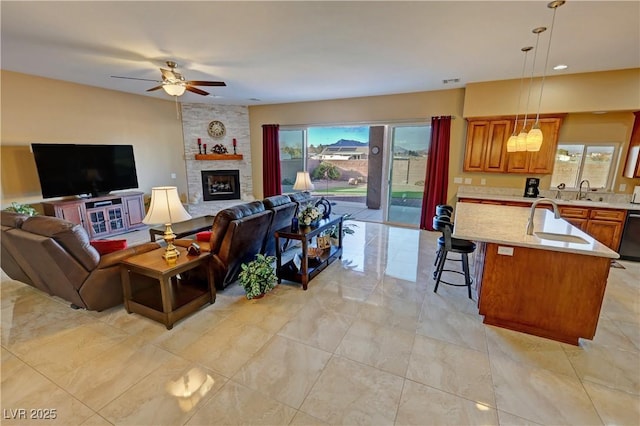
[275,215,343,290]
[120,247,215,329]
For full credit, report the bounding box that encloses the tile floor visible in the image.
[1,221,639,425]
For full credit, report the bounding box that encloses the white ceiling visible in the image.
[1,1,639,106]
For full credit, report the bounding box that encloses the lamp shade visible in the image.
[506,135,517,152]
[526,127,543,151]
[163,84,186,96]
[293,171,315,191]
[143,186,192,225]
[516,131,528,152]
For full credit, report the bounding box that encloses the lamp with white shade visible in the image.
[142,186,192,262]
[293,171,315,192]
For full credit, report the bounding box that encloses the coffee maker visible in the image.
[523,177,540,198]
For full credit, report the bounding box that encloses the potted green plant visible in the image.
[4,202,37,216]
[238,254,277,300]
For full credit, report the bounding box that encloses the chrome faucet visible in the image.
[577,179,591,200]
[526,198,561,235]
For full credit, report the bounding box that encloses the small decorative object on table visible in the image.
[315,197,332,219]
[233,138,237,155]
[203,143,207,155]
[212,144,228,154]
[197,138,202,155]
[238,254,277,300]
[298,203,321,227]
[317,235,331,250]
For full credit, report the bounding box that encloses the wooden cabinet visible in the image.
[87,205,126,238]
[623,111,640,178]
[555,206,625,251]
[42,200,87,228]
[464,115,564,174]
[123,193,146,230]
[464,119,510,172]
[42,191,145,238]
[506,117,564,174]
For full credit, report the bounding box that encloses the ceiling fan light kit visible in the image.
[112,60,226,98]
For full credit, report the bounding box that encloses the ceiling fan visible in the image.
[111,61,226,97]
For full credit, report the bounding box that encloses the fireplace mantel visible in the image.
[195,154,243,161]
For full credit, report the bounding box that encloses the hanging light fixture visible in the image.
[527,0,566,152]
[163,83,186,97]
[507,46,534,153]
[517,26,546,152]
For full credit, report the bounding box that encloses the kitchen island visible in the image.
[454,202,619,345]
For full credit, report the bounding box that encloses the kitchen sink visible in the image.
[534,232,589,244]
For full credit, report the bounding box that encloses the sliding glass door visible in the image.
[387,124,430,226]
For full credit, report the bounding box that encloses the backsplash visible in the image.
[457,185,633,204]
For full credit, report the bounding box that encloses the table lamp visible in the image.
[293,171,314,192]
[143,186,192,262]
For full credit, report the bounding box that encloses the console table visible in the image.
[274,215,343,290]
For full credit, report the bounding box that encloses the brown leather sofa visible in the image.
[178,201,274,290]
[1,210,159,311]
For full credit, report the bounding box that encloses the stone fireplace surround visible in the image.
[181,103,253,217]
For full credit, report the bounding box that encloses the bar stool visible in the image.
[432,216,476,299]
[433,205,453,269]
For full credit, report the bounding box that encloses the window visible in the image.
[551,143,620,190]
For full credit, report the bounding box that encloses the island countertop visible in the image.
[453,202,619,259]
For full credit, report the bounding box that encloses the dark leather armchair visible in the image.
[178,201,273,290]
[1,211,160,311]
[262,195,298,257]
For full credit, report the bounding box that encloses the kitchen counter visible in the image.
[454,202,616,345]
[457,193,639,210]
[453,202,619,259]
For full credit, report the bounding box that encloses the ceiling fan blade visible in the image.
[186,80,226,87]
[111,76,161,82]
[185,86,209,96]
[146,85,164,92]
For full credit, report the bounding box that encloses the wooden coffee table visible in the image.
[120,246,215,329]
[149,215,214,242]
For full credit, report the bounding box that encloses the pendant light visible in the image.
[517,26,546,152]
[507,46,533,153]
[527,0,565,152]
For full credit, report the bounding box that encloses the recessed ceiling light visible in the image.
[248,98,262,102]
[592,111,608,114]
[553,64,568,70]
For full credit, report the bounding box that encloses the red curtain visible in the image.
[262,124,282,197]
[420,116,451,231]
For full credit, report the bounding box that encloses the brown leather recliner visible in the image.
[1,211,159,311]
[262,195,298,257]
[177,201,274,290]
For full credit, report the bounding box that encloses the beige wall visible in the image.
[1,71,186,209]
[249,69,640,204]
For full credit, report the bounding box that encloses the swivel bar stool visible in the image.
[432,216,476,299]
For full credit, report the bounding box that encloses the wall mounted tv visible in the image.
[31,143,139,199]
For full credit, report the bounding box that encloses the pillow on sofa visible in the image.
[90,239,128,255]
[196,231,212,242]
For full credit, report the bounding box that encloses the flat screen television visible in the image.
[31,143,139,199]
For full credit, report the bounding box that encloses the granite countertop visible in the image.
[452,202,620,259]
[456,193,640,211]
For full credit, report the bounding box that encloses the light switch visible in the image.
[464,178,472,184]
[454,177,463,184]
[481,178,486,185]
[497,246,514,256]
[619,183,626,191]
[171,173,177,179]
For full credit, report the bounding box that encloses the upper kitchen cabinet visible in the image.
[463,115,564,174]
[623,111,640,178]
[506,116,564,174]
[464,119,511,172]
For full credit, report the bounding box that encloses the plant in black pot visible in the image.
[4,202,37,216]
[327,214,357,246]
[238,254,277,300]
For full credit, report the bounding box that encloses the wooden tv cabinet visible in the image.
[42,191,146,238]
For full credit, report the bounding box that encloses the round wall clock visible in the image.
[207,120,226,138]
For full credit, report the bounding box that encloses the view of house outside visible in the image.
[551,144,617,189]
